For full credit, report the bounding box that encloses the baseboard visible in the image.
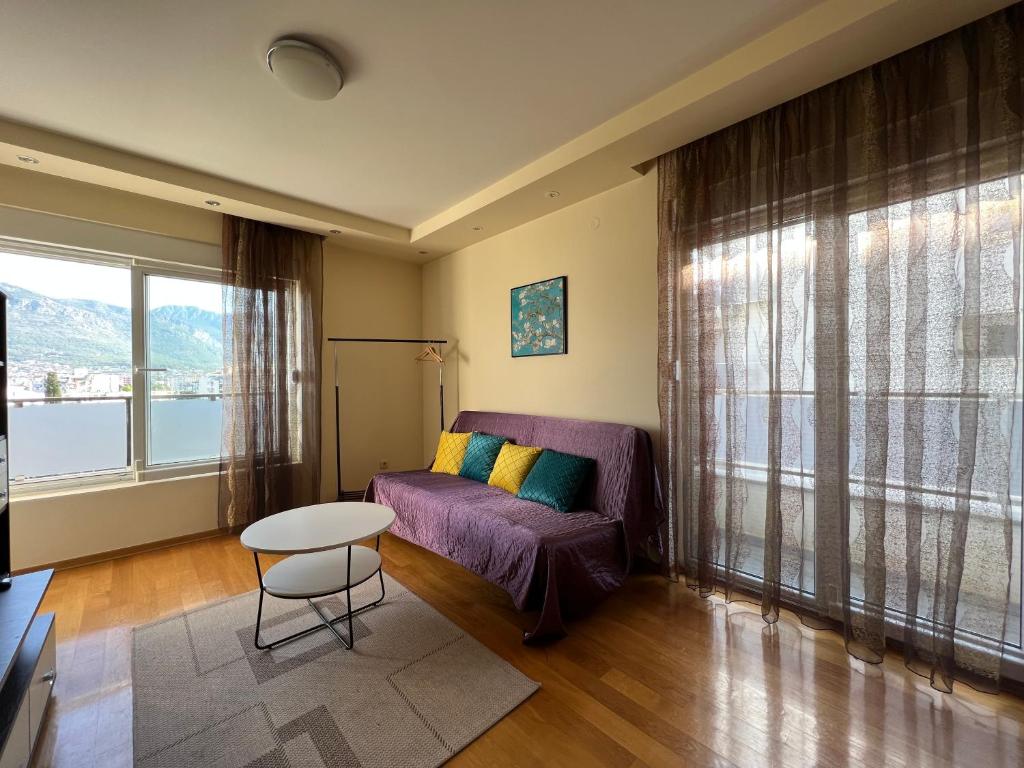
[12,527,237,574]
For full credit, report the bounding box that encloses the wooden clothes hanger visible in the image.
[414,345,444,364]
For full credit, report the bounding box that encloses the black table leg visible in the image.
[251,550,387,651]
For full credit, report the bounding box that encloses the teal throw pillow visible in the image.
[459,432,509,482]
[517,449,593,513]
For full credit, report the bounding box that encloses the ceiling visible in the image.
[0,0,816,227]
[0,0,1013,260]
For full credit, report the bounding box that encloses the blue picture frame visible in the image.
[510,276,567,357]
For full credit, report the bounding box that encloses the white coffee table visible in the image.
[240,501,395,650]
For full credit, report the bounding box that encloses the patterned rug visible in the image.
[132,573,539,767]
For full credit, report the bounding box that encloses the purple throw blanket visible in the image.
[365,410,663,640]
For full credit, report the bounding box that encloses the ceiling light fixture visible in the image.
[471,226,483,231]
[16,155,39,164]
[546,190,560,198]
[267,38,344,101]
[417,250,429,255]
[204,200,221,207]
[329,229,341,234]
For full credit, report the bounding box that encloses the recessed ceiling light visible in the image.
[546,190,560,198]
[471,226,483,231]
[204,200,221,207]
[329,229,341,234]
[267,39,344,101]
[16,155,39,164]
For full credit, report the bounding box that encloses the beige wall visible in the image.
[421,171,659,462]
[10,475,218,570]
[321,246,424,499]
[1,172,424,568]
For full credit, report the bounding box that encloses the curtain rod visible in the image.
[328,337,448,344]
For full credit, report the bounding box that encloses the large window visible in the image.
[0,244,223,485]
[660,3,1022,690]
[696,178,1024,647]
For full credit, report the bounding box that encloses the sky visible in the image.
[0,252,222,313]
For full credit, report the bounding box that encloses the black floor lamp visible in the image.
[328,337,448,501]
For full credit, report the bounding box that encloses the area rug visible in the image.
[132,572,539,767]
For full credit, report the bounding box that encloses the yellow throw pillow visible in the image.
[488,443,543,495]
[431,431,471,475]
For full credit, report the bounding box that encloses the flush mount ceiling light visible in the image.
[471,226,483,231]
[545,190,560,198]
[204,200,221,207]
[267,39,343,101]
[16,155,39,164]
[329,229,341,234]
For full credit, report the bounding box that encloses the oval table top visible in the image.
[240,501,396,555]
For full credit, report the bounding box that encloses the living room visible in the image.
[0,1,1022,766]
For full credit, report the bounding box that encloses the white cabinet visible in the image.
[0,612,55,768]
[27,618,55,748]
[0,700,28,768]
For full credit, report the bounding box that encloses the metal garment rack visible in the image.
[328,337,448,501]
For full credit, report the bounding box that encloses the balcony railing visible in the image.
[7,393,224,481]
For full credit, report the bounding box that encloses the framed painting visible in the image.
[510,276,567,357]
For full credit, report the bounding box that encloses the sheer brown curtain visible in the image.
[220,215,323,529]
[658,4,1023,692]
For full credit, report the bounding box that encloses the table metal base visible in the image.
[251,539,385,651]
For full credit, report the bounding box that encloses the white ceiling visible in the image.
[0,0,818,228]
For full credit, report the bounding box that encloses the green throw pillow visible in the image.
[517,449,593,513]
[459,432,508,482]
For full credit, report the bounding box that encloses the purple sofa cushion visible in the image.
[370,470,621,612]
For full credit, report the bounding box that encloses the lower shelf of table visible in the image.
[262,546,382,599]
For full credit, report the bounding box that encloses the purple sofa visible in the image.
[364,410,663,640]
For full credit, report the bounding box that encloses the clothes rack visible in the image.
[328,337,448,501]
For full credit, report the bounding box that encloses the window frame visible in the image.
[132,261,223,482]
[1,238,223,491]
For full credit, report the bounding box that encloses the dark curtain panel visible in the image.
[220,215,324,529]
[658,4,1023,692]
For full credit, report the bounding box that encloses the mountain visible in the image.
[149,304,223,370]
[0,282,222,371]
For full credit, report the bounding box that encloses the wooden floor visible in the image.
[30,533,1024,768]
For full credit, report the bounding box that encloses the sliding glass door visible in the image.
[687,180,1023,652]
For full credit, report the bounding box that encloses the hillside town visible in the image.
[7,361,223,400]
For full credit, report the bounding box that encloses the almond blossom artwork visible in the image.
[511,276,566,357]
